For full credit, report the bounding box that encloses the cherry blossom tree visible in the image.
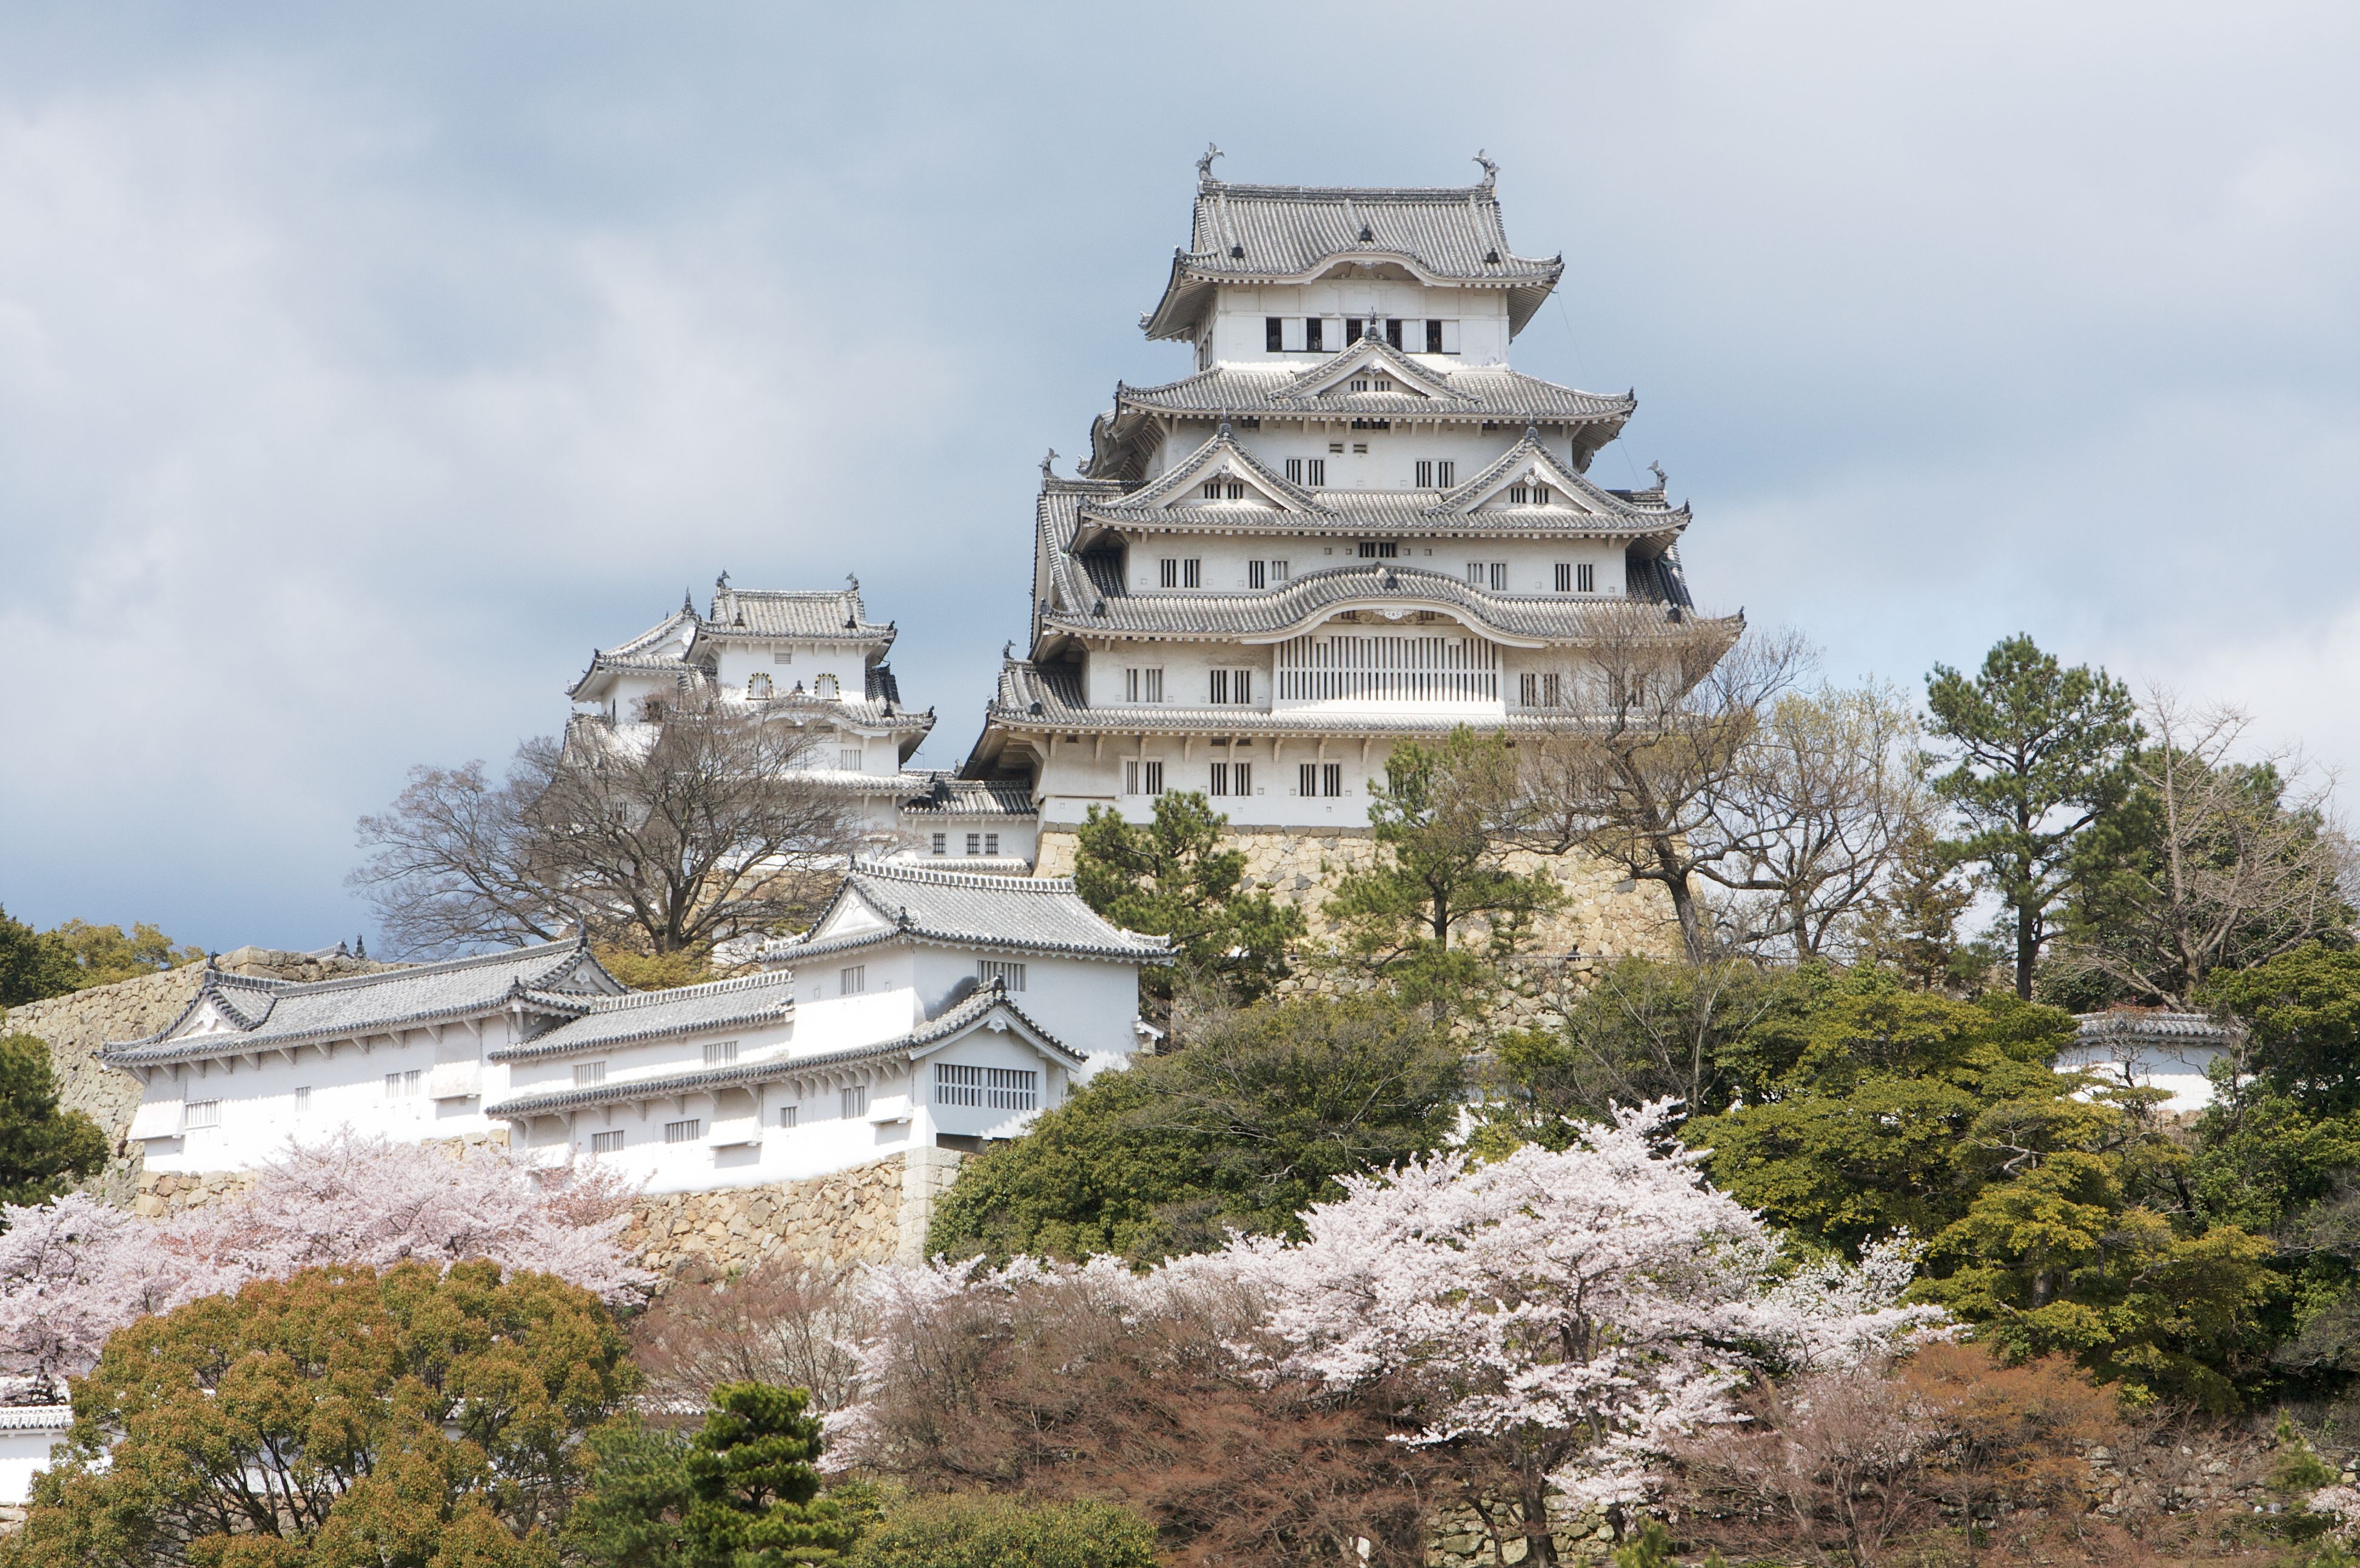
[0,1132,645,1398]
[1230,1102,1936,1564]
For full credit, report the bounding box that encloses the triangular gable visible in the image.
[1282,337,1470,404]
[1115,428,1321,514]
[907,996,1086,1068]
[1440,432,1609,516]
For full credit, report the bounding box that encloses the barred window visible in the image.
[931,832,947,855]
[1124,759,1164,796]
[985,832,999,854]
[936,1064,1039,1111]
[1184,558,1202,588]
[1271,558,1290,581]
[703,1040,738,1067]
[967,832,982,855]
[1159,558,1179,587]
[840,965,865,995]
[1555,563,1574,593]
[1324,762,1343,797]
[841,1084,868,1119]
[1201,480,1221,500]
[1210,761,1230,797]
[839,748,864,771]
[591,1130,625,1157]
[663,1119,701,1145]
[1578,562,1596,592]
[1249,558,1266,588]
[748,671,773,699]
[1265,316,1283,351]
[777,1104,798,1129]
[1304,459,1324,486]
[978,959,1027,991]
[1356,541,1397,558]
[183,1099,221,1131]
[1281,460,1301,487]
[575,1061,606,1087]
[384,1069,421,1101]
[1490,563,1509,592]
[292,1086,311,1114]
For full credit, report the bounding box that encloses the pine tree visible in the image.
[681,1384,859,1568]
[0,1034,106,1210]
[1855,825,1992,994]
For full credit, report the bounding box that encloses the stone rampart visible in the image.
[623,1148,965,1275]
[1036,825,1682,963]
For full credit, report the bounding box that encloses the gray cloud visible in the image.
[2,1,2354,949]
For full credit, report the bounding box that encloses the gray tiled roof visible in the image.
[492,971,800,1063]
[1148,177,1563,340]
[1041,561,1704,643]
[483,987,1080,1119]
[104,942,620,1066]
[707,586,893,645]
[2073,1009,2240,1044]
[1117,360,1632,424]
[774,859,1170,965]
[897,777,1039,818]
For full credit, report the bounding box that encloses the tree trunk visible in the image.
[2015,902,2037,999]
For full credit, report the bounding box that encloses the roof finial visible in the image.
[682,588,695,616]
[716,569,729,591]
[1473,149,1498,187]
[1196,142,1222,183]
[1648,461,1668,490]
[845,572,859,594]
[1002,639,1015,660]
[1041,447,1058,480]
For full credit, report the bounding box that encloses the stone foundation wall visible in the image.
[620,1147,967,1276]
[1037,826,1681,963]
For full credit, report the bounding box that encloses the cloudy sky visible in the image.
[1,2,2354,953]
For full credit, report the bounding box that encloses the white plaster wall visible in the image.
[1205,283,1515,366]
[906,947,1141,1065]
[0,1421,70,1506]
[1117,535,1628,597]
[2056,1042,2227,1115]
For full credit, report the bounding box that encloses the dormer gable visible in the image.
[1441,431,1606,516]
[1283,337,1469,404]
[1116,426,1321,514]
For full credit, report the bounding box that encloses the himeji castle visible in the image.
[572,578,1038,869]
[958,152,1735,913]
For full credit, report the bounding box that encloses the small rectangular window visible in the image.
[1578,562,1596,593]
[841,1085,868,1119]
[1424,319,1445,352]
[978,959,1027,991]
[1125,759,1141,796]
[1201,480,1221,500]
[777,1105,798,1129]
[1521,672,1538,707]
[1306,458,1326,485]
[1543,672,1563,706]
[1159,558,1179,588]
[967,831,982,855]
[1145,668,1164,703]
[1209,761,1229,797]
[1416,460,1432,487]
[592,1130,625,1157]
[1555,563,1573,593]
[1305,317,1325,352]
[1490,563,1509,592]
[1508,484,1530,504]
[384,1069,421,1101]
[664,1119,700,1145]
[1234,762,1252,795]
[575,1061,606,1087]
[839,748,863,771]
[1322,763,1344,798]
[1282,458,1301,485]
[1249,559,1266,588]
[292,1086,311,1114]
[1183,558,1201,588]
[1327,441,1344,455]
[1357,541,1397,558]
[1437,460,1454,486]
[1385,318,1403,349]
[1344,318,1363,344]
[1232,669,1252,704]
[1208,668,1229,705]
[1271,559,1290,581]
[703,1040,738,1067]
[931,832,947,855]
[184,1099,221,1131]
[1467,561,1486,585]
[1299,761,1317,797]
[984,831,999,855]
[1145,760,1164,794]
[1265,316,1283,351]
[1351,442,1369,454]
[840,965,865,995]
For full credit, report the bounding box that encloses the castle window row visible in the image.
[1158,557,1202,588]
[927,832,1004,856]
[1264,317,1460,354]
[1122,666,1255,706]
[1282,458,1326,486]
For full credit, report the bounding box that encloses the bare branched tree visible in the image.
[1513,620,1811,962]
[1716,682,1934,963]
[2051,688,2356,1008]
[352,685,856,957]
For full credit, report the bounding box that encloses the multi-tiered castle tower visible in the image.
[962,154,1725,948]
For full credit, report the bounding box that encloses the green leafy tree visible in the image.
[0,907,75,1008]
[1071,792,1304,1006]
[1327,730,1560,1005]
[928,993,1464,1261]
[843,1495,1157,1568]
[681,1384,862,1568]
[1925,634,2139,998]
[4,1261,635,1568]
[565,1421,697,1568]
[45,920,204,990]
[1854,824,1997,994]
[0,1033,108,1208]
